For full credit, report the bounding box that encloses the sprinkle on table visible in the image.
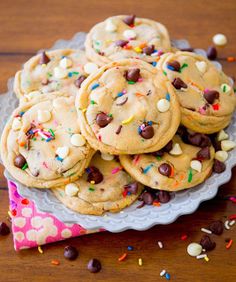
[118,253,127,262]
[138,258,143,266]
[51,259,60,265]
[201,228,212,234]
[165,272,171,280]
[226,239,233,249]
[38,246,43,254]
[127,246,134,251]
[158,241,163,248]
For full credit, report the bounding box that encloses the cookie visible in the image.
[0,92,94,188]
[76,59,181,155]
[14,49,98,103]
[52,152,143,215]
[157,51,236,133]
[120,133,215,191]
[85,15,171,66]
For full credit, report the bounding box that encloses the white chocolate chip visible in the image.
[217,129,228,141]
[59,57,73,69]
[169,143,183,155]
[157,99,170,112]
[195,61,207,73]
[123,29,136,39]
[220,83,231,94]
[56,146,69,159]
[105,19,117,32]
[70,134,86,147]
[215,150,228,162]
[37,110,51,123]
[101,153,114,161]
[54,67,68,79]
[221,140,236,151]
[187,243,202,257]
[12,118,22,131]
[213,33,227,46]
[190,160,202,172]
[84,62,99,74]
[65,183,79,197]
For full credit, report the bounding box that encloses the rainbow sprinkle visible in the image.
[188,168,193,183]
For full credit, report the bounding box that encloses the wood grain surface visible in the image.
[0,1,235,281]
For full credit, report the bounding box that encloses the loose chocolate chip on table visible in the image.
[64,246,79,260]
[142,45,155,55]
[207,46,217,60]
[124,182,138,194]
[157,191,171,203]
[96,112,113,128]
[213,159,226,173]
[172,77,187,89]
[200,235,216,251]
[141,191,155,205]
[167,60,181,72]
[75,75,87,88]
[125,68,140,82]
[140,124,154,139]
[87,258,102,273]
[203,90,219,104]
[14,154,27,169]
[208,220,224,235]
[188,133,211,147]
[39,51,50,65]
[197,147,210,160]
[115,40,129,47]
[123,15,136,26]
[0,222,10,236]
[87,167,103,184]
[158,163,172,177]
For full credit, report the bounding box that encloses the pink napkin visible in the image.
[7,180,101,251]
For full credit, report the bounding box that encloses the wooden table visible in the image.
[0,0,235,281]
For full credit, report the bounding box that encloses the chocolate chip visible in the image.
[64,246,79,260]
[39,51,50,65]
[158,163,172,177]
[124,182,138,194]
[141,191,154,205]
[140,124,154,139]
[213,159,226,173]
[197,147,210,160]
[115,40,129,47]
[14,154,27,169]
[125,68,140,82]
[123,15,136,26]
[152,150,164,157]
[200,235,216,251]
[180,47,194,52]
[207,46,217,60]
[0,222,10,236]
[87,167,103,184]
[96,112,113,127]
[87,258,102,273]
[188,133,211,148]
[164,140,173,152]
[203,90,219,104]
[75,75,86,88]
[172,77,187,89]
[209,220,224,235]
[167,61,181,72]
[142,45,155,55]
[158,191,171,203]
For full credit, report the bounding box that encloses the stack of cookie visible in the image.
[1,15,236,216]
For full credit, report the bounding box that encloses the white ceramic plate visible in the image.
[1,33,236,232]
